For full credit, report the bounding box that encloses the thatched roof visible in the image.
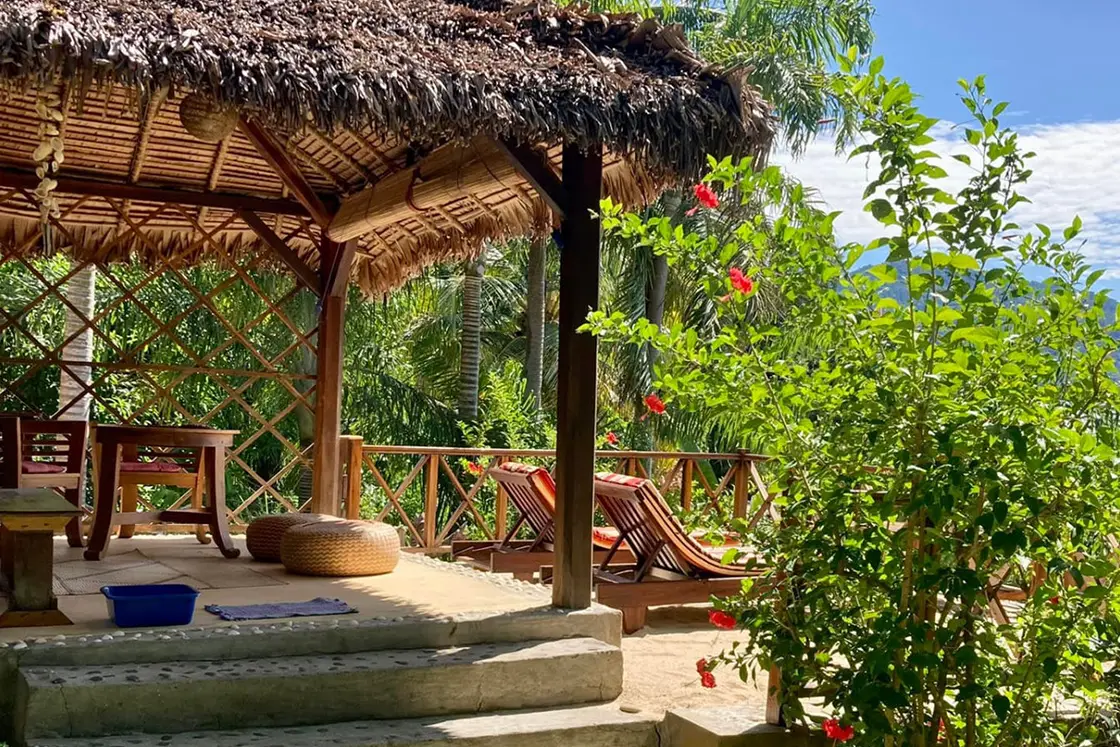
[0,0,774,295]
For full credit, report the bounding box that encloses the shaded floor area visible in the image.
[0,535,550,642]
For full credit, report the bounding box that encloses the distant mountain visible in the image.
[858,263,1119,325]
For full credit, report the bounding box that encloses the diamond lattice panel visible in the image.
[0,193,320,528]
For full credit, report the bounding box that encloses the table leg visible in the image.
[63,485,84,548]
[118,484,139,539]
[0,525,12,588]
[85,442,121,561]
[0,530,71,627]
[205,446,240,559]
[193,458,211,545]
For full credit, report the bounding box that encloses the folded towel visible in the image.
[204,597,356,621]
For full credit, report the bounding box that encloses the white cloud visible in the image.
[773,119,1120,277]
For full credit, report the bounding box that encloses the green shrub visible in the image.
[587,61,1120,747]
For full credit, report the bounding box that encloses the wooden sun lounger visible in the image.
[450,462,634,578]
[585,472,768,633]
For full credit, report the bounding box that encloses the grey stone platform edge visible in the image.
[16,637,623,741]
[660,707,828,747]
[29,703,661,747]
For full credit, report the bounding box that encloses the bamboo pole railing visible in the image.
[340,439,772,554]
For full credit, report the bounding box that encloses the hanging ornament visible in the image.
[179,92,238,143]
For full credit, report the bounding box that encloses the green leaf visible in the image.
[992,694,1011,722]
[867,199,894,221]
[950,326,998,346]
[948,254,980,271]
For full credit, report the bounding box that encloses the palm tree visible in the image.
[57,263,96,420]
[689,0,876,154]
[457,257,486,421]
[524,235,548,409]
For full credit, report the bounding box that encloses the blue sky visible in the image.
[775,1,1120,284]
[872,1,1120,124]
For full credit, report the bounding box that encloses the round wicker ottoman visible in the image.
[246,513,337,563]
[281,521,401,577]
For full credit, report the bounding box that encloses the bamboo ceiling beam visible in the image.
[320,238,358,298]
[237,209,321,296]
[238,116,335,228]
[328,137,519,243]
[493,138,567,219]
[0,168,309,216]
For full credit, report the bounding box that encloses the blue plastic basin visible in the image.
[101,584,200,628]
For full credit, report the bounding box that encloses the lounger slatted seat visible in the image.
[586,472,768,633]
[450,462,634,578]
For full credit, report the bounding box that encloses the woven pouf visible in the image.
[281,521,401,577]
[246,513,336,563]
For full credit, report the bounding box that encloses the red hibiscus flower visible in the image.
[729,267,755,295]
[700,671,717,688]
[644,393,666,415]
[693,183,720,209]
[606,432,619,446]
[696,658,708,674]
[823,719,855,742]
[1049,595,1060,606]
[709,609,737,630]
[466,461,484,477]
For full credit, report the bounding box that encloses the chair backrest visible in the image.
[594,472,744,579]
[91,423,202,473]
[0,415,21,488]
[490,462,556,544]
[20,418,88,476]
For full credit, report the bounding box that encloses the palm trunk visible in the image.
[457,259,485,420]
[524,235,547,408]
[57,263,96,420]
[294,295,318,512]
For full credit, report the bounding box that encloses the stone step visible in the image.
[4,606,621,668]
[15,637,623,742]
[29,703,659,747]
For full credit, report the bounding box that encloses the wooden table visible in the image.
[0,488,81,627]
[86,425,241,561]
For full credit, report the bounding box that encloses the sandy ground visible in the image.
[617,605,771,718]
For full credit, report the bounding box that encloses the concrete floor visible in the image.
[0,535,550,642]
[1,535,773,718]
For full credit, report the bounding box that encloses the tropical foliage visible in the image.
[586,63,1120,746]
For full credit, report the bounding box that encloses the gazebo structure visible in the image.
[0,0,773,611]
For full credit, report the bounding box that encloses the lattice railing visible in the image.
[0,186,321,528]
[347,443,774,553]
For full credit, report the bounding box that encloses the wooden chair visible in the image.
[18,418,88,548]
[90,424,210,545]
[0,415,20,489]
[584,472,768,633]
[450,462,634,578]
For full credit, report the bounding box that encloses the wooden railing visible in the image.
[340,440,772,553]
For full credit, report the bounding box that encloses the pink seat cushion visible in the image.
[120,460,187,474]
[22,460,67,474]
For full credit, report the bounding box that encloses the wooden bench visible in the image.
[0,488,81,627]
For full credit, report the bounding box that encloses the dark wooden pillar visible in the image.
[311,238,355,516]
[553,143,603,609]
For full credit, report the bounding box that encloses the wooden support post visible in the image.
[552,143,603,610]
[424,454,440,550]
[733,457,749,518]
[310,239,351,516]
[681,459,694,512]
[343,436,364,521]
[494,457,508,540]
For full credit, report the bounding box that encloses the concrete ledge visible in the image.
[660,707,827,747]
[4,604,622,668]
[30,703,660,747]
[17,637,623,740]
